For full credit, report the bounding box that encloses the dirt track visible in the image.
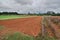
[49,16,60,39]
[43,16,60,40]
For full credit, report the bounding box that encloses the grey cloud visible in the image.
[15,0,33,5]
[40,0,60,13]
[0,0,60,13]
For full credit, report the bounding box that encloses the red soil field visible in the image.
[0,16,42,36]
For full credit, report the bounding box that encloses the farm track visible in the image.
[43,16,60,40]
[43,16,56,37]
[40,16,56,40]
[49,16,60,40]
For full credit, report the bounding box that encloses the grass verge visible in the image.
[0,15,36,20]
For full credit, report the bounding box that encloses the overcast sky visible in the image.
[0,0,60,13]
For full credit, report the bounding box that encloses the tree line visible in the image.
[0,11,60,16]
[0,12,18,15]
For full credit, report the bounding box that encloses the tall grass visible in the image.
[1,32,35,40]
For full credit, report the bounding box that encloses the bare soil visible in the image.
[0,16,42,36]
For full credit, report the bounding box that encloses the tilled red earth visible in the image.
[0,16,42,36]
